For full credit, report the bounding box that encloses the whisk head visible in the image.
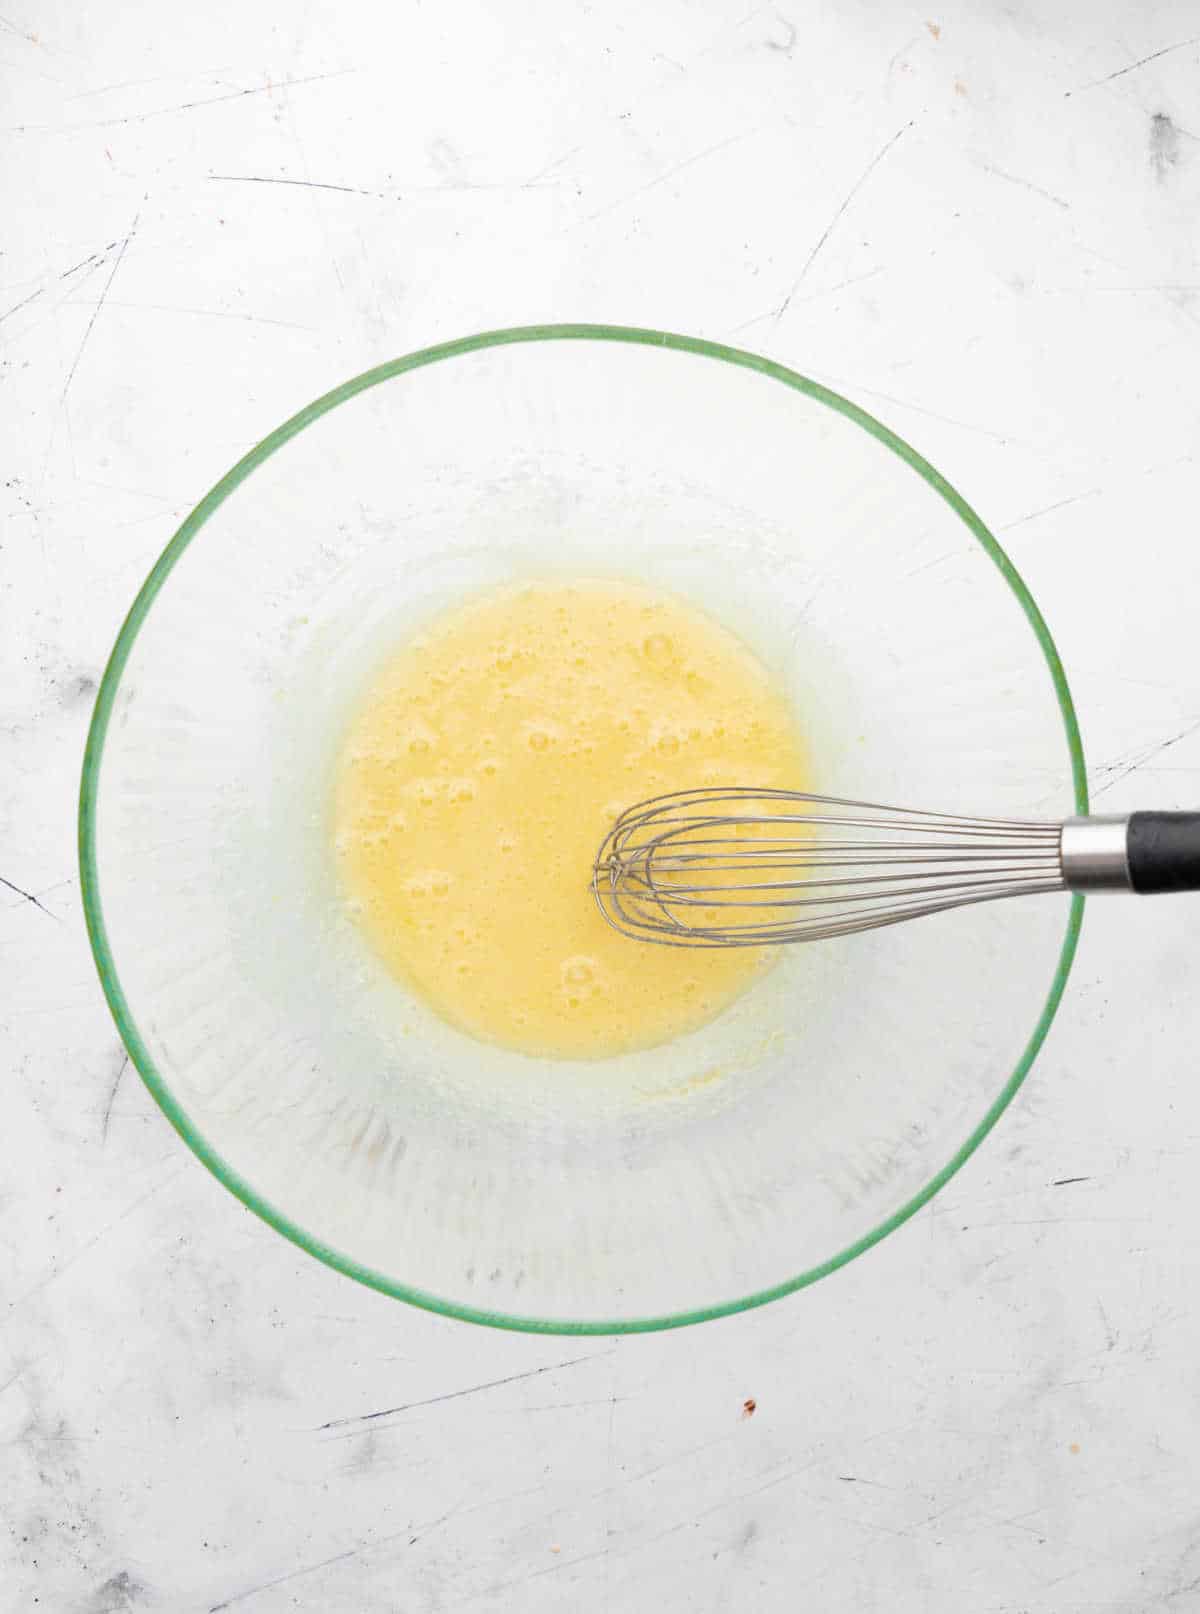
[592,788,1067,947]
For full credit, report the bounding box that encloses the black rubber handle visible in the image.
[1126,811,1200,894]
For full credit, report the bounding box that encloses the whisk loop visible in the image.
[592,788,1200,947]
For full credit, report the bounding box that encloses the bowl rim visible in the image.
[78,323,1088,1334]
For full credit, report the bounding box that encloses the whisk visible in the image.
[592,788,1200,947]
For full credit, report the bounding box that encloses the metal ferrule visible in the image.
[1059,815,1133,892]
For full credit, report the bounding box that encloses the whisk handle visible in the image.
[1127,811,1200,894]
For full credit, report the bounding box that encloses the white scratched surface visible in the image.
[4,2,1200,1609]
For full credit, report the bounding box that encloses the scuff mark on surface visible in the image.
[0,1361,34,1399]
[208,1527,414,1612]
[999,488,1100,529]
[1097,1298,1118,1351]
[0,287,42,324]
[210,172,386,199]
[818,374,1015,444]
[62,298,312,331]
[85,1569,146,1613]
[1150,111,1182,180]
[525,143,584,186]
[61,210,138,402]
[982,162,1070,209]
[101,1052,129,1142]
[0,873,58,919]
[8,68,358,133]
[0,13,39,42]
[764,14,796,54]
[62,671,97,707]
[211,170,559,201]
[772,122,912,327]
[1090,716,1200,797]
[583,129,759,224]
[317,1350,609,1435]
[9,1169,184,1312]
[1065,36,1200,97]
[59,250,105,278]
[728,266,884,334]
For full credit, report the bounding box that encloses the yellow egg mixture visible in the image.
[334,580,808,1058]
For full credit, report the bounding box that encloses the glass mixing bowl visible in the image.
[80,326,1086,1333]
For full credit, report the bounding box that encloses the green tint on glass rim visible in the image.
[79,325,1088,1333]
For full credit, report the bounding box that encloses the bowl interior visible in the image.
[82,328,1084,1331]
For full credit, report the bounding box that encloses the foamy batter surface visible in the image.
[334,580,807,1058]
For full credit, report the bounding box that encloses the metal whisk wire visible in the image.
[592,788,1067,948]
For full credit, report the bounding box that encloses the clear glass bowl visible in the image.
[80,326,1086,1333]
